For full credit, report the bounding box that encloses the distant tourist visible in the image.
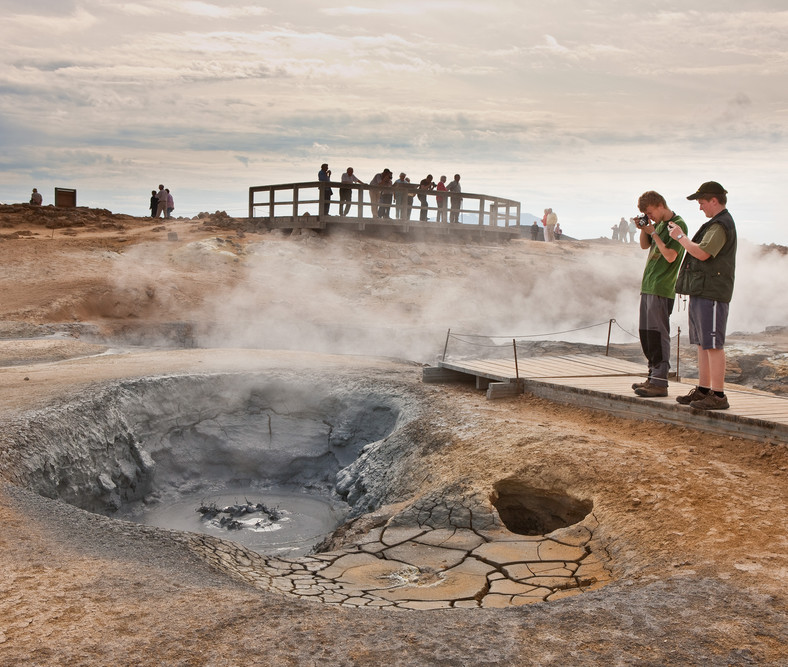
[156,184,168,218]
[530,220,540,240]
[394,173,411,220]
[318,163,332,215]
[628,217,637,243]
[436,175,448,223]
[611,224,619,241]
[542,207,557,241]
[340,167,363,216]
[369,169,392,219]
[672,181,737,410]
[149,190,158,217]
[30,188,42,206]
[618,216,628,243]
[554,222,563,240]
[378,169,393,218]
[166,189,174,218]
[418,174,435,221]
[447,174,462,223]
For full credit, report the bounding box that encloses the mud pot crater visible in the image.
[2,369,611,609]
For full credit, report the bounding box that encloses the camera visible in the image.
[630,214,649,228]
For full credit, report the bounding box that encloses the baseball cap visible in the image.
[687,181,727,200]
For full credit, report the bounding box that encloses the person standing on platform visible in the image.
[340,167,363,216]
[369,169,392,219]
[30,188,43,206]
[394,173,410,220]
[418,174,435,221]
[447,174,462,223]
[318,163,332,215]
[631,191,687,398]
[436,175,448,223]
[671,181,737,410]
[149,190,158,217]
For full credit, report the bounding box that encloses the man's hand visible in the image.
[667,221,682,239]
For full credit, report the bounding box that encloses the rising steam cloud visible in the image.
[110,232,788,363]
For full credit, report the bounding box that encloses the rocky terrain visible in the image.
[0,205,786,665]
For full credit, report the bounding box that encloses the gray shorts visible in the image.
[688,297,729,349]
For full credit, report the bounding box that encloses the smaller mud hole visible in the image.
[490,480,593,535]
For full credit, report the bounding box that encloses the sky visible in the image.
[1,1,787,244]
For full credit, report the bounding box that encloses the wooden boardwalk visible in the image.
[247,181,523,241]
[424,354,788,444]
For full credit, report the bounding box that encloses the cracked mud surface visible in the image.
[0,209,786,664]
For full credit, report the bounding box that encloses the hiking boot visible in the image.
[634,383,668,398]
[676,387,706,405]
[690,393,730,410]
[632,379,650,390]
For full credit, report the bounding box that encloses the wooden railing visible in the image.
[248,181,521,230]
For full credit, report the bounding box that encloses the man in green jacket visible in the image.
[670,181,737,410]
[632,191,687,397]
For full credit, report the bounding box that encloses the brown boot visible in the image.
[676,387,706,405]
[634,382,668,397]
[690,392,730,410]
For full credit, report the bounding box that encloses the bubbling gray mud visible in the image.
[1,371,405,554]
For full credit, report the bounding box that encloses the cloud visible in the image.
[1,6,98,35]
[161,1,272,19]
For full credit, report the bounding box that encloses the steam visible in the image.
[110,232,788,363]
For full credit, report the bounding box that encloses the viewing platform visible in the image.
[424,354,788,445]
[248,181,522,240]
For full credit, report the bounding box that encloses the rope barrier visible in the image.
[449,320,613,341]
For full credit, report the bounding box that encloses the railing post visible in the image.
[478,197,485,226]
[606,318,614,356]
[676,326,681,381]
[269,188,275,220]
[293,186,299,219]
[513,338,519,380]
[442,328,451,361]
[248,187,254,219]
[317,182,325,221]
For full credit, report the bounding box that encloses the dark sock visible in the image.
[698,386,711,395]
[713,390,725,398]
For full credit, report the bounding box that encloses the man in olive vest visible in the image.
[669,181,737,410]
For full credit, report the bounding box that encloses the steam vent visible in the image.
[2,356,611,611]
